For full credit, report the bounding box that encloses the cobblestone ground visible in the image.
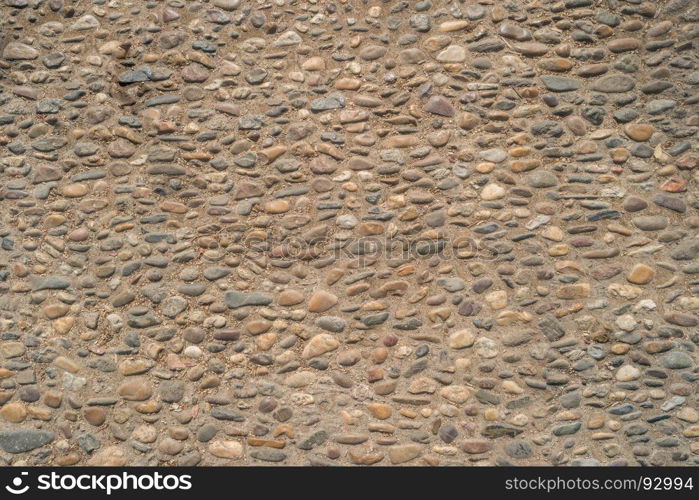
[0,0,698,467]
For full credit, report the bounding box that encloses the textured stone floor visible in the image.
[0,0,698,466]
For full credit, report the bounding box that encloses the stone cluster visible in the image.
[0,0,698,466]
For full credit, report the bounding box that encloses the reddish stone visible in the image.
[660,177,687,193]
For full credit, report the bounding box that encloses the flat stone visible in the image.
[661,352,694,369]
[480,183,506,200]
[633,216,668,231]
[591,74,635,92]
[498,23,531,41]
[623,196,648,212]
[527,171,558,188]
[540,76,581,92]
[360,45,388,61]
[71,15,100,30]
[436,45,466,62]
[225,291,273,309]
[250,449,287,462]
[160,380,185,403]
[627,264,655,284]
[276,290,303,306]
[671,239,699,260]
[209,440,243,459]
[307,290,338,313]
[33,276,70,290]
[117,379,152,401]
[506,440,533,459]
[556,283,590,299]
[0,403,27,423]
[616,365,641,381]
[653,194,686,213]
[664,312,698,327]
[3,42,39,60]
[424,96,455,116]
[0,430,54,453]
[462,439,493,454]
[311,93,345,112]
[388,444,423,464]
[624,123,654,141]
[274,31,302,47]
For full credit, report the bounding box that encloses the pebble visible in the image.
[0,403,27,423]
[448,330,476,349]
[436,45,466,63]
[633,216,668,231]
[591,74,636,93]
[627,264,655,285]
[209,441,243,460]
[481,183,506,200]
[424,96,455,117]
[540,76,581,92]
[0,430,54,453]
[308,291,338,313]
[3,42,39,60]
[616,365,641,381]
[661,353,694,370]
[623,197,648,212]
[624,124,654,142]
[388,444,423,464]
